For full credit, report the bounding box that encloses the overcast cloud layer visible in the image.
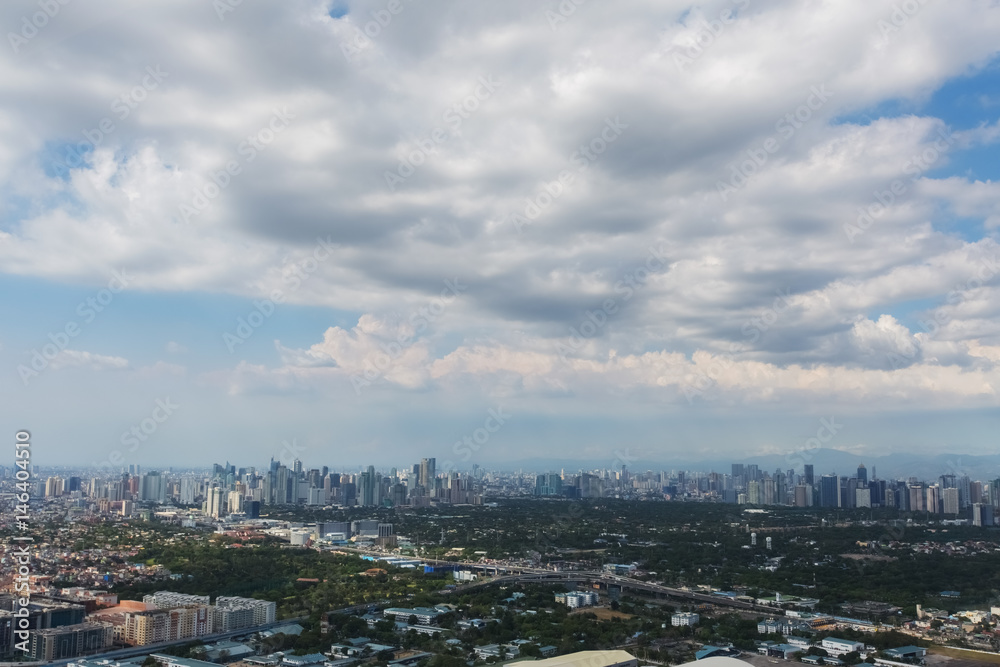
[2,0,1000,469]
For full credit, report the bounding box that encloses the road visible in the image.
[343,547,785,615]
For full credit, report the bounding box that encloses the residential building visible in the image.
[672,612,700,626]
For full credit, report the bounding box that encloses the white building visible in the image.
[555,591,598,608]
[821,638,864,657]
[215,596,276,625]
[672,612,700,627]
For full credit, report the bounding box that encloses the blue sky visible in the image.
[2,0,1000,470]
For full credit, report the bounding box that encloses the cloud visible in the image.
[3,0,1000,461]
[47,349,129,371]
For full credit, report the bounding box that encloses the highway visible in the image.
[348,548,785,615]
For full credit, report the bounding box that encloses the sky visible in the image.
[1,0,1000,471]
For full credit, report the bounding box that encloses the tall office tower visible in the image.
[820,474,840,507]
[307,469,321,488]
[293,459,303,476]
[357,468,375,507]
[972,503,985,526]
[321,465,329,478]
[207,486,225,518]
[762,476,775,505]
[746,464,759,482]
[227,490,245,514]
[794,485,810,507]
[925,485,941,514]
[803,464,814,486]
[45,477,64,497]
[971,481,983,505]
[141,471,166,503]
[942,487,959,515]
[909,485,925,512]
[419,458,436,489]
[179,477,197,504]
[958,476,971,508]
[129,464,141,476]
[856,463,867,484]
[870,479,886,507]
[731,463,745,486]
[747,480,761,505]
[68,476,81,492]
[855,486,871,508]
[842,477,858,508]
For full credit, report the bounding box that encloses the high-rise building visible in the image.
[942,487,959,515]
[419,458,436,489]
[227,490,245,514]
[206,487,225,518]
[140,471,166,503]
[803,464,814,486]
[45,477,64,497]
[179,477,197,505]
[28,622,113,661]
[926,485,941,514]
[856,463,867,484]
[214,597,276,628]
[820,474,839,507]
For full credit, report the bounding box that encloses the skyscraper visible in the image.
[820,474,839,507]
[856,463,867,484]
[943,487,959,515]
[419,458,436,489]
[803,464,814,486]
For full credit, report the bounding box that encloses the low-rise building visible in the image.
[821,637,865,657]
[672,612,700,627]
